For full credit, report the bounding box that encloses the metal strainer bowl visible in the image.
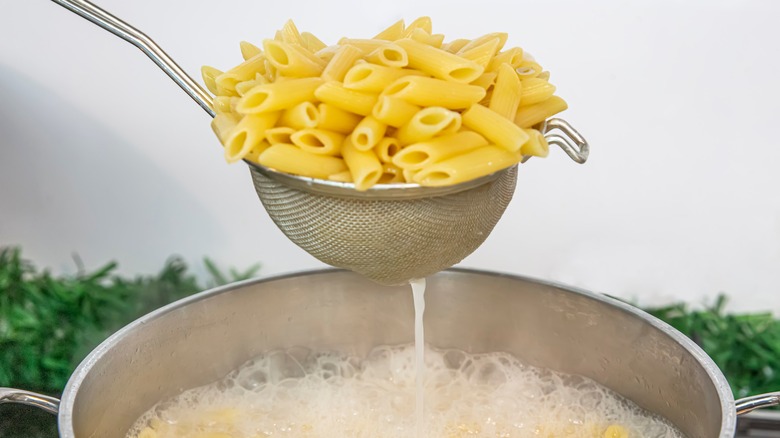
[53,0,590,285]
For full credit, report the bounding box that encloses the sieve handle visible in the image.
[542,118,590,164]
[50,0,215,117]
[0,387,60,415]
[735,391,780,416]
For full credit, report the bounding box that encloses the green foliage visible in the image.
[0,247,259,394]
[646,295,780,399]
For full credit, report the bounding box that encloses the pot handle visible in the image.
[0,387,60,415]
[735,391,780,416]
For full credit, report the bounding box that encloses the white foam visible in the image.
[127,345,685,438]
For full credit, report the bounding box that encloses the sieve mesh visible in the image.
[250,166,518,285]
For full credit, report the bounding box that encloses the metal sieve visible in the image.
[52,0,590,285]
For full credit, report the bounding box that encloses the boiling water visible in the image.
[127,344,685,438]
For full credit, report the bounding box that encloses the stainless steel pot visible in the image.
[1,269,778,437]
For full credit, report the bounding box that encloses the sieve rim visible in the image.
[245,161,517,200]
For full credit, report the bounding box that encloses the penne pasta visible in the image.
[257,143,347,179]
[514,96,568,128]
[372,96,421,128]
[471,72,498,90]
[236,77,323,114]
[351,116,388,151]
[301,32,327,52]
[279,19,304,46]
[321,45,364,82]
[265,126,296,144]
[396,106,461,145]
[365,44,408,68]
[342,137,383,191]
[373,19,405,41]
[487,47,524,72]
[458,37,502,69]
[201,66,223,96]
[413,145,519,186]
[516,59,544,78]
[441,38,470,53]
[314,81,378,116]
[408,28,445,48]
[239,41,262,61]
[402,16,433,36]
[395,38,484,83]
[403,168,421,183]
[244,140,272,163]
[373,137,402,163]
[519,77,556,106]
[318,103,363,134]
[212,96,235,115]
[234,77,268,96]
[392,131,488,170]
[224,112,281,163]
[457,32,508,54]
[462,103,529,152]
[290,129,345,155]
[382,76,485,109]
[263,39,326,77]
[378,163,405,183]
[489,63,522,119]
[328,170,353,182]
[521,128,550,158]
[278,101,319,129]
[210,113,241,143]
[338,38,389,53]
[343,64,426,93]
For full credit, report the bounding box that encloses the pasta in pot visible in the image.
[204,17,568,190]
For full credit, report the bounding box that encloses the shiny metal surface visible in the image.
[0,388,60,415]
[49,0,214,116]
[48,269,735,438]
[736,392,780,415]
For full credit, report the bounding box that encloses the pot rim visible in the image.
[57,267,737,437]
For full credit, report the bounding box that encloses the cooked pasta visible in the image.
[205,17,571,189]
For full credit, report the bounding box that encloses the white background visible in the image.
[1,0,778,312]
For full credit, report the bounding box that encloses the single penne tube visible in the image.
[521,128,550,158]
[408,28,445,48]
[462,103,529,152]
[240,41,262,60]
[537,71,551,81]
[382,76,485,109]
[489,63,523,119]
[441,38,470,53]
[290,128,345,155]
[343,64,426,93]
[373,137,402,163]
[516,59,544,78]
[372,19,405,41]
[236,77,323,114]
[301,32,327,52]
[328,170,353,182]
[320,45,364,82]
[216,54,267,94]
[471,72,497,90]
[458,37,502,69]
[351,116,388,151]
[413,145,519,186]
[402,168,420,183]
[402,16,433,36]
[377,163,405,184]
[278,101,319,129]
[244,140,272,163]
[235,77,268,96]
[372,96,421,128]
[396,106,461,145]
[314,81,378,116]
[392,131,488,170]
[394,38,484,83]
[314,45,340,63]
[317,103,363,134]
[257,143,347,179]
[519,77,556,106]
[212,96,234,115]
[265,126,296,144]
[263,39,325,78]
[201,66,223,95]
[514,96,568,128]
[365,44,409,68]
[487,47,524,72]
[342,137,383,191]
[279,19,304,46]
[224,112,281,163]
[337,38,389,53]
[210,113,241,143]
[457,32,509,54]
